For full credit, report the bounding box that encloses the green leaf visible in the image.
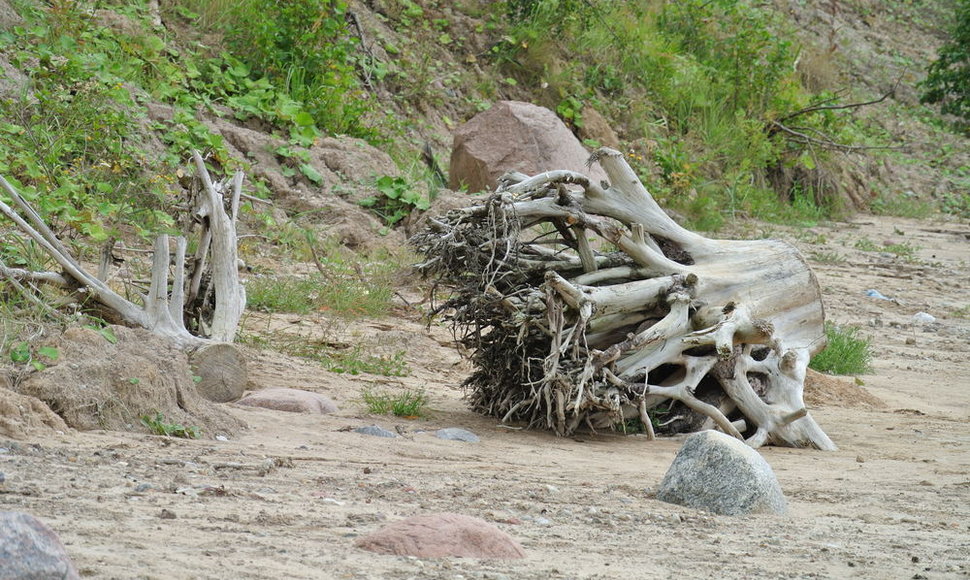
[799,152,817,170]
[299,163,324,184]
[9,342,30,363]
[31,361,46,371]
[37,346,59,361]
[293,111,315,127]
[99,326,118,344]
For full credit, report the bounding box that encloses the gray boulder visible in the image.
[656,430,788,516]
[0,511,80,580]
[449,100,609,193]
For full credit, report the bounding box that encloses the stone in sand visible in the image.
[435,428,480,442]
[354,425,397,438]
[0,511,80,580]
[235,388,338,414]
[656,430,788,516]
[356,512,526,559]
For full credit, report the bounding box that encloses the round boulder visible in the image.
[449,100,609,193]
[656,430,788,516]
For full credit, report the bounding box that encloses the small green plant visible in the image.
[809,323,873,375]
[882,241,920,259]
[952,304,970,319]
[941,191,970,218]
[853,237,880,252]
[6,342,58,371]
[870,192,936,219]
[361,388,429,417]
[325,347,409,377]
[238,333,409,377]
[614,417,647,434]
[809,250,846,265]
[140,412,201,438]
[359,176,431,226]
[245,271,394,318]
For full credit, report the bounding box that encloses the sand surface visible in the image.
[1,216,968,579]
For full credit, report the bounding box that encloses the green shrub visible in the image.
[919,0,970,122]
[810,323,873,375]
[213,0,372,137]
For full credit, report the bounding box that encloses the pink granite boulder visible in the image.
[234,388,338,414]
[355,512,526,559]
[449,100,609,193]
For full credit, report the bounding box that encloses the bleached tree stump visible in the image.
[0,151,248,399]
[414,148,835,450]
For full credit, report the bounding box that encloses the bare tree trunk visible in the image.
[414,148,835,450]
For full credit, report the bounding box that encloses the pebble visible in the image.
[913,312,936,324]
[544,484,559,493]
[354,425,398,438]
[215,435,229,442]
[905,337,917,345]
[435,428,480,442]
[134,483,153,492]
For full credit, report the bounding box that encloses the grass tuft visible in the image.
[809,323,873,375]
[361,389,429,418]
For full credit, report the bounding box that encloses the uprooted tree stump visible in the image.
[0,151,248,399]
[413,148,835,450]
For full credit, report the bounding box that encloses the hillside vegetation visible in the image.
[0,0,967,343]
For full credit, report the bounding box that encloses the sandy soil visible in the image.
[1,215,968,579]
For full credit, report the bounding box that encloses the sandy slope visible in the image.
[1,215,968,580]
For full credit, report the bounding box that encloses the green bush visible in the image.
[920,1,970,122]
[215,0,372,138]
[492,0,848,228]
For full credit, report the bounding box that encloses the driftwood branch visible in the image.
[0,151,247,349]
[414,147,835,450]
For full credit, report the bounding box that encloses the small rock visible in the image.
[354,425,398,438]
[656,430,787,516]
[435,428,480,442]
[159,509,177,519]
[912,312,936,324]
[856,455,866,463]
[215,435,229,442]
[905,337,916,345]
[544,484,559,493]
[134,483,153,492]
[0,512,79,579]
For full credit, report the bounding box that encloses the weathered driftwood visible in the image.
[0,151,248,387]
[414,148,835,450]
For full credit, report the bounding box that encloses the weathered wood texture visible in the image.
[414,148,834,450]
